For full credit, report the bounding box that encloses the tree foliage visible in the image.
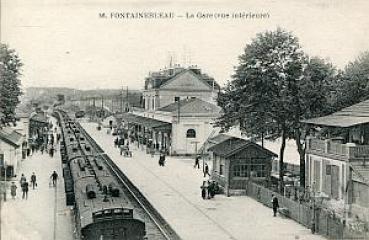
[217,28,337,191]
[335,51,369,108]
[0,44,23,126]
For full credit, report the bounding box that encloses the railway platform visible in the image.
[1,120,74,240]
[81,122,325,240]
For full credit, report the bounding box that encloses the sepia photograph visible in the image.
[1,0,369,239]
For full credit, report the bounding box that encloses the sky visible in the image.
[2,0,369,90]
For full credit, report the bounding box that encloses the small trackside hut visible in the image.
[208,136,277,196]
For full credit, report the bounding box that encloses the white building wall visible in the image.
[0,141,21,176]
[171,116,215,155]
[143,89,216,111]
[307,153,347,200]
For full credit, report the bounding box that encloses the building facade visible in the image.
[143,64,219,112]
[120,64,222,155]
[304,99,369,222]
[0,128,23,178]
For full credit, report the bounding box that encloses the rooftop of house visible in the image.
[157,98,221,114]
[30,113,48,123]
[0,127,23,147]
[207,133,233,145]
[15,107,33,118]
[302,99,369,128]
[144,65,220,90]
[207,135,278,158]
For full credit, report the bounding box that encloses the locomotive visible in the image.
[55,110,146,240]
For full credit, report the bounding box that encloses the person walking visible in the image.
[22,181,29,200]
[50,171,58,187]
[10,182,17,199]
[119,143,126,156]
[40,144,44,154]
[201,185,207,199]
[19,173,26,187]
[114,137,119,148]
[30,172,37,189]
[201,181,208,200]
[49,145,54,158]
[194,155,201,169]
[271,194,280,217]
[158,152,166,166]
[57,133,61,143]
[204,164,210,177]
[208,181,215,198]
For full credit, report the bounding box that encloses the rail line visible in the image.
[77,123,181,240]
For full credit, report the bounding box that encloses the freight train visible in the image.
[55,110,146,240]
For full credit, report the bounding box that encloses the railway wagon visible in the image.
[55,110,147,239]
[72,171,146,240]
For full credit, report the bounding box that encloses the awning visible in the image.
[152,123,172,133]
[119,113,172,132]
[301,115,369,128]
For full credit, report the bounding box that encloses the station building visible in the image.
[142,64,219,111]
[303,99,369,222]
[117,64,221,155]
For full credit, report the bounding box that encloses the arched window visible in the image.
[186,129,196,138]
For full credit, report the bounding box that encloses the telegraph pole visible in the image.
[111,97,114,113]
[177,99,180,123]
[120,87,123,113]
[126,86,129,112]
[93,97,96,120]
[101,95,104,119]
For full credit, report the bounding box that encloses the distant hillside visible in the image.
[25,87,81,100]
[24,87,142,107]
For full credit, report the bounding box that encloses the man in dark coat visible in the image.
[31,172,37,189]
[204,164,210,177]
[22,181,29,200]
[50,171,58,187]
[194,155,200,169]
[158,152,166,166]
[272,194,279,217]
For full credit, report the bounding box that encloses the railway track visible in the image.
[77,123,181,240]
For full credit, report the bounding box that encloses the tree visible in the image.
[217,28,338,192]
[335,51,369,108]
[293,57,339,188]
[217,28,306,192]
[0,44,23,126]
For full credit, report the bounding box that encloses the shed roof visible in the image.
[208,136,277,158]
[207,133,233,145]
[30,113,48,123]
[302,99,369,127]
[0,128,23,148]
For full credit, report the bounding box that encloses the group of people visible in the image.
[194,155,211,177]
[10,171,59,200]
[11,172,36,200]
[114,136,132,157]
[201,180,219,199]
[30,127,60,158]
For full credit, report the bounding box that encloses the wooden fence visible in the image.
[246,181,368,239]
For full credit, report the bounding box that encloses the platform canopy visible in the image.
[119,113,172,132]
[302,115,369,128]
[301,99,369,128]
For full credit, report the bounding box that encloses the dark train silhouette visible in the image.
[55,110,146,240]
